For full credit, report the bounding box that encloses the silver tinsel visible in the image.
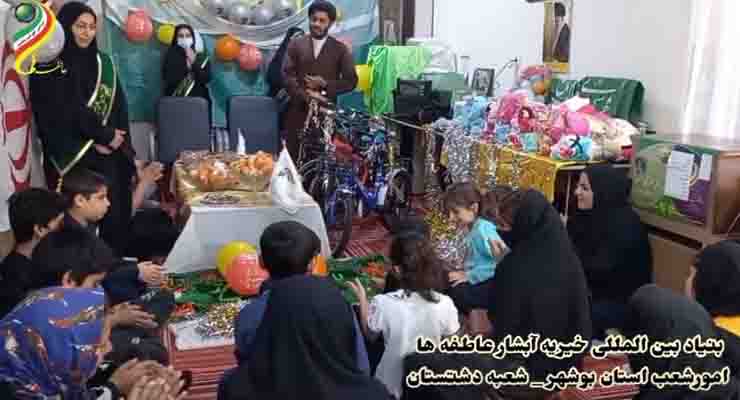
[437,120,479,184]
[195,301,246,338]
[435,229,468,271]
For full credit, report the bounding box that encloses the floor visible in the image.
[164,216,638,400]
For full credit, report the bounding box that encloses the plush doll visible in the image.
[518,106,535,133]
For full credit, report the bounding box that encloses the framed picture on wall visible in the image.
[543,0,573,73]
[472,68,495,97]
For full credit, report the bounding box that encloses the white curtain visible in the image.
[682,0,740,139]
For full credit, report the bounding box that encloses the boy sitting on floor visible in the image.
[217,222,370,400]
[60,168,166,300]
[31,229,174,339]
[0,188,66,317]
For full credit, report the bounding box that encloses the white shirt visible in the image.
[312,36,328,59]
[368,290,460,399]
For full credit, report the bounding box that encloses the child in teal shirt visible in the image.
[444,183,509,313]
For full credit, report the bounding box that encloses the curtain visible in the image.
[682,0,740,139]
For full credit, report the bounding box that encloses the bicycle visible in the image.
[309,113,412,257]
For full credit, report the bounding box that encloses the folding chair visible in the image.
[156,96,211,164]
[227,96,280,154]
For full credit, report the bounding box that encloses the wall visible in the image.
[420,0,692,133]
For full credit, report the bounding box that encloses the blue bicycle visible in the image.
[309,118,411,257]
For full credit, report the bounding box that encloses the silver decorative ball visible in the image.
[228,2,251,25]
[36,20,65,63]
[271,0,296,19]
[204,0,230,17]
[250,4,276,25]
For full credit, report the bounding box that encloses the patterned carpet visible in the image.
[164,217,638,400]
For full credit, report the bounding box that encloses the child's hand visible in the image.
[138,262,166,286]
[448,271,467,286]
[490,239,508,259]
[109,303,158,329]
[347,279,368,305]
[139,162,164,185]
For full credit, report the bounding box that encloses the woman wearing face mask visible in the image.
[162,25,212,109]
[567,165,652,340]
[29,2,136,257]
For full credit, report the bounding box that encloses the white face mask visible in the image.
[177,37,194,49]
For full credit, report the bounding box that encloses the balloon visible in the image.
[205,0,231,17]
[271,0,296,19]
[250,4,275,25]
[216,240,256,276]
[532,80,547,96]
[238,43,263,71]
[35,20,65,63]
[336,7,342,22]
[125,9,153,43]
[228,2,251,25]
[157,24,175,45]
[225,253,270,296]
[215,34,241,61]
[355,64,372,93]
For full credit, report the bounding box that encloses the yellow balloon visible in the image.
[216,241,257,276]
[336,8,342,22]
[157,24,175,45]
[356,64,372,93]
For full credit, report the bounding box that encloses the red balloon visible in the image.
[225,253,270,296]
[125,9,153,43]
[238,43,263,71]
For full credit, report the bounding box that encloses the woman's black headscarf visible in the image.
[162,24,197,95]
[225,275,390,400]
[489,189,592,380]
[694,241,740,317]
[56,1,98,100]
[567,164,652,302]
[625,284,740,400]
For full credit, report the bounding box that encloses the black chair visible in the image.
[227,96,280,154]
[156,97,211,164]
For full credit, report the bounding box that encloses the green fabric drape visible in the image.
[578,77,644,124]
[365,45,431,115]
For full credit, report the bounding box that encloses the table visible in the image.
[164,203,331,274]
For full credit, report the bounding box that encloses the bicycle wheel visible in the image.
[299,159,320,192]
[382,170,412,228]
[328,196,354,258]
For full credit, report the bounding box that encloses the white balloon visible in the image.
[204,0,230,17]
[36,20,65,63]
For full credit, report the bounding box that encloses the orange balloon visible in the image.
[532,80,547,96]
[125,9,153,42]
[216,35,241,61]
[225,253,270,297]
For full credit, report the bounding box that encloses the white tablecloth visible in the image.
[165,203,331,274]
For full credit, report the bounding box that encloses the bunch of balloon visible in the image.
[238,42,263,71]
[216,240,256,276]
[125,9,153,43]
[215,34,241,62]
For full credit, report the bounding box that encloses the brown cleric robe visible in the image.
[281,34,358,160]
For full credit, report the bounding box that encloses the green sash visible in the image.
[51,52,117,187]
[173,53,209,97]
